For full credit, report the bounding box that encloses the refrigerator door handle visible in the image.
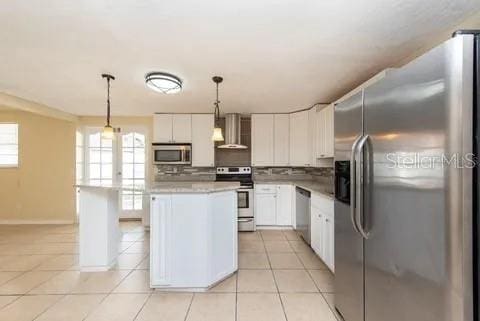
[355,134,370,239]
[350,135,363,234]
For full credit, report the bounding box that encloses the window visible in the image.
[0,123,18,167]
[121,132,145,210]
[87,132,113,185]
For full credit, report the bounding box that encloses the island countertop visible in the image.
[75,181,241,193]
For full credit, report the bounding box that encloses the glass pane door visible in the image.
[86,131,114,186]
[119,131,146,218]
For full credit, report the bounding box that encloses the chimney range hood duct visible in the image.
[217,114,248,149]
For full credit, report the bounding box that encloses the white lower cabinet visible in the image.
[276,185,292,226]
[255,184,293,226]
[255,193,277,225]
[310,193,334,272]
[150,191,237,289]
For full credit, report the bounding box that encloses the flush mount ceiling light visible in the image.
[145,72,182,94]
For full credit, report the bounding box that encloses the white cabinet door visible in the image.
[172,114,191,143]
[308,107,317,166]
[325,105,334,157]
[153,114,173,143]
[150,195,171,286]
[274,114,290,166]
[289,111,310,166]
[316,108,326,158]
[191,114,215,167]
[310,205,322,256]
[251,114,274,166]
[255,193,276,225]
[323,213,334,271]
[316,104,334,158]
[276,185,292,225]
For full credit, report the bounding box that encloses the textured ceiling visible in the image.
[0,0,479,116]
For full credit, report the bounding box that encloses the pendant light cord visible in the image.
[214,82,220,125]
[106,77,111,127]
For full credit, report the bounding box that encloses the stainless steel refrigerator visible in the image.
[334,30,479,321]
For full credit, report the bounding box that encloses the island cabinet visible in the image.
[150,191,238,289]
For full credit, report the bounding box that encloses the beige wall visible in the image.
[0,109,76,223]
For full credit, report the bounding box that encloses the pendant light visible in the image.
[211,76,225,142]
[101,73,115,139]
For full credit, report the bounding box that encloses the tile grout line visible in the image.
[265,231,290,321]
[183,292,195,321]
[132,291,153,321]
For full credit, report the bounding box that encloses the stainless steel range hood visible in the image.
[217,113,248,149]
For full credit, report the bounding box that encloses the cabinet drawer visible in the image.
[255,185,277,194]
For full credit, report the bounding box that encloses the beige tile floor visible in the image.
[0,222,340,321]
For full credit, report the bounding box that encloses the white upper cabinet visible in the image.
[251,114,274,167]
[172,114,191,143]
[153,114,173,143]
[191,114,215,167]
[308,107,317,166]
[274,114,290,166]
[153,114,191,143]
[289,110,310,166]
[316,104,334,158]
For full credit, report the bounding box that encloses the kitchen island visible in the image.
[76,181,240,291]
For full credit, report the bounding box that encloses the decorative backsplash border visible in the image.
[154,165,334,184]
[253,167,334,184]
[154,165,216,181]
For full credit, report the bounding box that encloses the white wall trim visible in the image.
[0,219,75,225]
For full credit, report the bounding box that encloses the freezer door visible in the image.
[334,92,364,321]
[363,35,474,321]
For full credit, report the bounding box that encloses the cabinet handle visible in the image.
[326,218,330,222]
[152,197,156,201]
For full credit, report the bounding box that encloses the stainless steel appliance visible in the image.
[295,187,311,244]
[217,114,248,149]
[216,167,255,231]
[334,31,479,321]
[152,143,191,165]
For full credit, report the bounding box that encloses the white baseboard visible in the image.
[0,219,75,225]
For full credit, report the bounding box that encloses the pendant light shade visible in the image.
[212,127,224,141]
[102,125,114,140]
[212,76,224,142]
[101,74,115,139]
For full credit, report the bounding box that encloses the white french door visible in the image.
[118,129,147,219]
[84,127,147,220]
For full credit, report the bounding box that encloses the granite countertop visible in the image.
[254,179,334,199]
[75,181,241,193]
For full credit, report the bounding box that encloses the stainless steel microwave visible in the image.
[152,143,191,165]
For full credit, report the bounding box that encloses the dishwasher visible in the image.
[295,186,311,244]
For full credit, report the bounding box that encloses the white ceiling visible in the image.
[1,0,479,116]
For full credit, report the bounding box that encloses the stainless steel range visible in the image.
[216,167,255,231]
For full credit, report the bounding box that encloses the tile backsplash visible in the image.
[253,167,334,184]
[154,165,216,181]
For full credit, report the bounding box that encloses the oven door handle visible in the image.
[238,218,253,222]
